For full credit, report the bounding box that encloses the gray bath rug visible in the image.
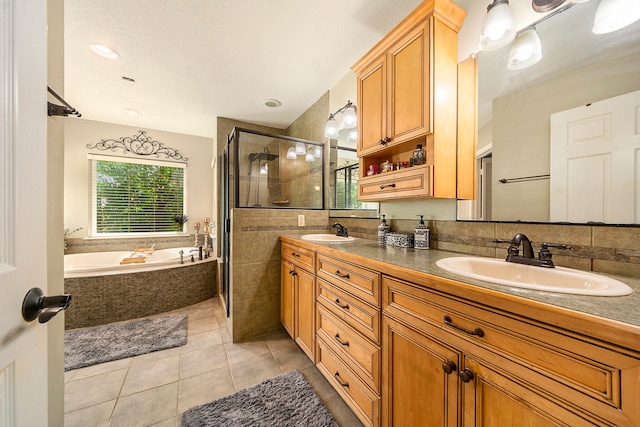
[64,314,187,371]
[181,369,339,427]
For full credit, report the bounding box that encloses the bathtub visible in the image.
[64,247,205,277]
[64,247,216,329]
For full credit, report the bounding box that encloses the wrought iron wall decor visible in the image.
[86,130,188,162]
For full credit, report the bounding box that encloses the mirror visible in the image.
[329,128,379,218]
[458,1,640,224]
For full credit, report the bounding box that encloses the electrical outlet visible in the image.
[298,214,305,227]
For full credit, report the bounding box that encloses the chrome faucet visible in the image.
[493,233,570,268]
[332,222,349,237]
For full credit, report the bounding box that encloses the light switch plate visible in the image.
[298,214,305,227]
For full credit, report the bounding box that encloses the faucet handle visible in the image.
[493,239,519,256]
[539,243,571,260]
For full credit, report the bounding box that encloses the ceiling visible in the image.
[63,0,429,138]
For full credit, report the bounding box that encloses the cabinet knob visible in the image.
[458,368,474,383]
[442,360,457,375]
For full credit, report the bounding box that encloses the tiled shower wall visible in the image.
[229,212,639,342]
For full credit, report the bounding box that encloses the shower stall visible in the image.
[219,127,325,316]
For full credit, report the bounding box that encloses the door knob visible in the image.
[22,287,72,323]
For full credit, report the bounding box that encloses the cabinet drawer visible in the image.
[382,275,637,419]
[317,304,380,393]
[358,165,431,201]
[316,336,379,427]
[317,278,380,343]
[281,242,315,271]
[317,254,380,307]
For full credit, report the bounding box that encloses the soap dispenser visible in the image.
[377,214,390,244]
[414,215,430,250]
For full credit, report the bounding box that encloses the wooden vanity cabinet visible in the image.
[315,254,382,427]
[353,0,466,200]
[281,242,316,361]
[382,275,640,427]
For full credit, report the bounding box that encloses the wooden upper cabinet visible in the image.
[353,0,467,200]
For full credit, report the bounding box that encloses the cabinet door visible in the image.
[387,20,430,144]
[461,357,604,427]
[358,55,386,156]
[382,315,459,427]
[295,267,315,361]
[281,259,295,338]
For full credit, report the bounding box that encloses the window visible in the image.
[89,154,186,235]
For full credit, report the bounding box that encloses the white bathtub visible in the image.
[64,247,209,277]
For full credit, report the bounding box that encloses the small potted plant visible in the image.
[173,214,188,232]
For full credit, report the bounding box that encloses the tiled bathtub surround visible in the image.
[227,210,640,343]
[65,259,216,329]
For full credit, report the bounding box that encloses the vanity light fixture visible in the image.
[479,0,516,51]
[507,28,542,70]
[90,44,120,59]
[592,0,640,34]
[305,148,315,162]
[286,147,297,159]
[324,100,357,138]
[314,145,323,158]
[295,142,306,155]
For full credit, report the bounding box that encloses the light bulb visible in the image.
[305,148,315,162]
[507,29,542,70]
[295,142,306,155]
[593,0,640,34]
[286,147,297,159]
[342,105,357,129]
[479,0,515,51]
[324,117,339,138]
[314,146,322,158]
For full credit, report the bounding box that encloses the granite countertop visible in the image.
[281,234,640,329]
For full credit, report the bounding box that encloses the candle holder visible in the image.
[194,222,201,246]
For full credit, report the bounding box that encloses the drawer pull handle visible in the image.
[335,270,350,279]
[334,333,350,346]
[444,315,485,338]
[380,183,396,189]
[334,298,349,310]
[292,252,301,258]
[289,270,297,276]
[334,372,349,387]
[379,137,391,145]
[458,368,474,383]
[442,360,457,375]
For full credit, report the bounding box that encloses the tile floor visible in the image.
[64,298,364,427]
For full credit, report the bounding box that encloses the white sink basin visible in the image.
[436,256,633,296]
[301,234,355,243]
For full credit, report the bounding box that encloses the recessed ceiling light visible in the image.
[90,44,120,59]
[124,109,140,117]
[264,99,281,108]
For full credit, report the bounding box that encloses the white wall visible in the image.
[64,119,214,237]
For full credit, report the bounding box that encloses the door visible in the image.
[0,0,50,425]
[294,267,315,361]
[382,316,460,427]
[281,259,295,338]
[550,89,640,223]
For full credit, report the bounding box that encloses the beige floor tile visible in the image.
[178,367,236,414]
[64,368,127,413]
[229,352,282,390]
[120,355,180,396]
[63,399,115,427]
[180,329,223,354]
[179,344,228,379]
[188,316,218,335]
[149,417,177,427]
[109,383,178,427]
[68,357,131,381]
[300,366,338,402]
[324,394,365,427]
[224,339,270,365]
[272,346,314,372]
[263,329,296,352]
